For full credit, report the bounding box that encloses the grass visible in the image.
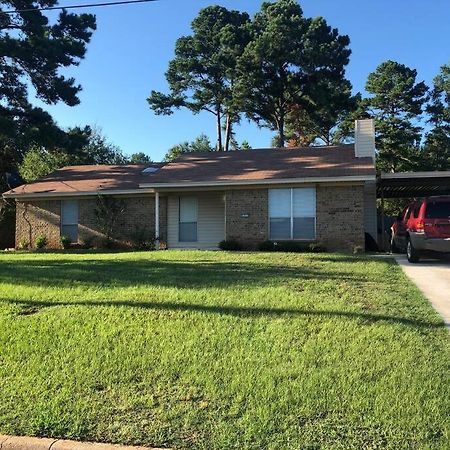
[0,250,449,449]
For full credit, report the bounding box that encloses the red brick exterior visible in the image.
[15,196,167,249]
[225,184,365,251]
[225,189,268,246]
[316,184,365,251]
[15,184,366,251]
[16,200,61,248]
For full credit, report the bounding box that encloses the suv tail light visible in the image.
[416,220,424,231]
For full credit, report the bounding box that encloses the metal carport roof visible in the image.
[377,171,450,198]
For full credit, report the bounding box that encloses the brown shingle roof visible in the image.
[3,145,375,198]
[3,164,164,197]
[142,144,374,184]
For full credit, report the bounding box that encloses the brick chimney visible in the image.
[355,119,375,160]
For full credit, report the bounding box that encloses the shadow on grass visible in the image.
[1,298,444,329]
[0,258,373,289]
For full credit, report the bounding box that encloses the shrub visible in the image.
[130,227,156,250]
[60,235,71,249]
[35,235,48,249]
[18,239,30,250]
[353,245,364,254]
[258,240,275,251]
[257,240,326,253]
[219,239,243,251]
[308,242,326,253]
[80,236,94,249]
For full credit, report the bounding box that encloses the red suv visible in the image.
[391,196,450,262]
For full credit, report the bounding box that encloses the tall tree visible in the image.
[148,6,251,151]
[18,127,127,182]
[235,0,351,147]
[129,152,152,164]
[423,63,450,170]
[285,78,357,146]
[164,134,213,161]
[0,0,96,190]
[74,127,127,165]
[364,60,428,172]
[19,146,72,183]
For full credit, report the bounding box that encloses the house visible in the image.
[2,120,377,252]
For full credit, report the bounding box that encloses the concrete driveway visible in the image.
[394,255,450,328]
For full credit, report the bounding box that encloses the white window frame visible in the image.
[60,199,79,242]
[179,196,198,242]
[269,188,316,240]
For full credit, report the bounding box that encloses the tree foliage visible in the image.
[164,134,213,161]
[94,195,127,244]
[130,152,152,164]
[286,78,357,146]
[18,128,127,182]
[364,60,428,172]
[0,0,96,189]
[148,5,251,151]
[423,63,450,170]
[19,146,73,183]
[235,0,351,147]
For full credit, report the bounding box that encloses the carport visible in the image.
[377,171,450,250]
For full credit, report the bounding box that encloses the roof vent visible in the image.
[142,167,159,174]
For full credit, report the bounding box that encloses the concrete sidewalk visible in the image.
[0,435,167,450]
[394,255,450,328]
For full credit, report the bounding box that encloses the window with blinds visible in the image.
[269,188,316,240]
[61,200,79,242]
[179,197,198,242]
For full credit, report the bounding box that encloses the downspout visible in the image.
[155,191,160,250]
[381,184,386,252]
[22,202,32,249]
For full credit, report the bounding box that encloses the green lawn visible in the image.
[0,251,449,449]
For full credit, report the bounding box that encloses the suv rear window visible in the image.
[425,201,450,219]
[413,203,422,218]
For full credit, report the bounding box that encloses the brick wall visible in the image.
[15,186,364,252]
[78,196,167,246]
[316,184,365,251]
[224,184,364,252]
[15,195,167,249]
[225,189,268,246]
[16,200,61,248]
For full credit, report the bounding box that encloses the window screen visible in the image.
[269,188,316,240]
[179,197,198,242]
[61,200,78,242]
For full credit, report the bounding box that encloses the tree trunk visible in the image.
[278,113,285,147]
[224,114,231,152]
[216,110,222,152]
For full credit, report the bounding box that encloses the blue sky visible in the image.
[36,0,450,161]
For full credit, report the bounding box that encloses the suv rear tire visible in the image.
[406,237,420,263]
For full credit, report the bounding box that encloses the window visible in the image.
[179,197,198,242]
[61,200,78,242]
[425,201,450,219]
[269,188,316,240]
[404,206,413,220]
[413,202,422,218]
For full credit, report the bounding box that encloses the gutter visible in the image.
[3,174,375,200]
[139,174,376,189]
[2,188,156,200]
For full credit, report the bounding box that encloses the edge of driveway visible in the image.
[0,435,168,450]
